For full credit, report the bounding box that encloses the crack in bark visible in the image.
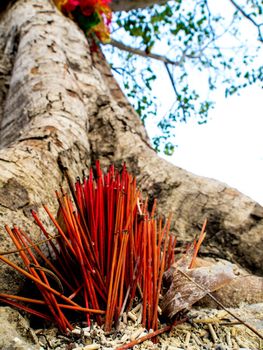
[0,157,17,164]
[0,25,20,131]
[17,135,50,143]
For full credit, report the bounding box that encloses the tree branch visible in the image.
[111,0,168,12]
[229,0,263,42]
[109,38,182,66]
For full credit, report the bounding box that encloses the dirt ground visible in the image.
[36,304,263,350]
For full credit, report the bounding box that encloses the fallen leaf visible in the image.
[161,262,236,319]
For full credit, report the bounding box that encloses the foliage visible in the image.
[104,0,263,153]
[54,0,112,43]
[109,53,158,123]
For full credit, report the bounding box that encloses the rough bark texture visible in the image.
[0,0,262,299]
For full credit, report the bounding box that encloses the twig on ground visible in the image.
[178,269,263,340]
[116,318,187,349]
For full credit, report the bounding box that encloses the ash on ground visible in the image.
[36,304,263,350]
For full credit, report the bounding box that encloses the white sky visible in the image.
[143,1,263,206]
[109,0,263,205]
[159,84,263,205]
[144,60,263,205]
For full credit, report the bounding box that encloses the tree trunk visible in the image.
[0,0,262,295]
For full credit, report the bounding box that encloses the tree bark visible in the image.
[0,0,262,295]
